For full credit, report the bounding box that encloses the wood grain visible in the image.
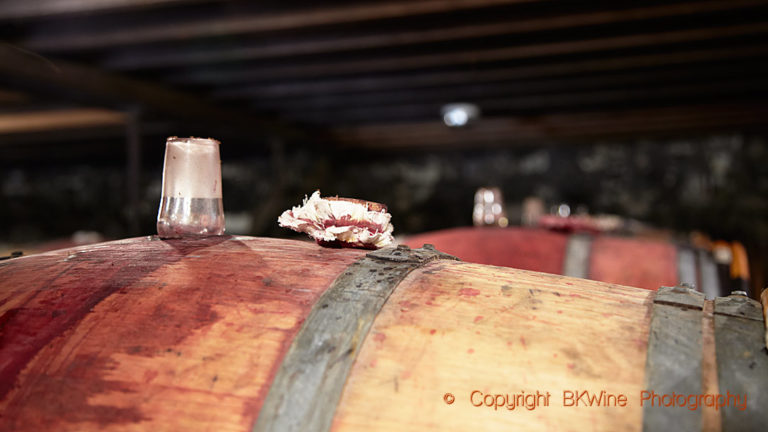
[3,236,760,431]
[254,245,457,432]
[0,236,365,431]
[332,261,654,432]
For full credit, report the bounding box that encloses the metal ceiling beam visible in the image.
[170,22,768,85]
[102,0,768,70]
[22,0,539,52]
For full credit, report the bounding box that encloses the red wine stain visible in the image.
[2,355,150,428]
[0,236,368,430]
[0,237,233,404]
[458,288,481,297]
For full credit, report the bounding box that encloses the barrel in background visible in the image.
[404,227,727,294]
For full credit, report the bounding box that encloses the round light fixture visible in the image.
[441,103,480,127]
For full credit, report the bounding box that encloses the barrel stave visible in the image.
[0,236,365,431]
[332,262,654,432]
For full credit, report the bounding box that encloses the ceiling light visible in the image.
[441,103,480,127]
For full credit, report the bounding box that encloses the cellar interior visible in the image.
[1,0,767,294]
[2,2,768,431]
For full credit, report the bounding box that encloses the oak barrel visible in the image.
[404,227,720,293]
[0,236,765,431]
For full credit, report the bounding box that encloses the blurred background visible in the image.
[0,0,766,296]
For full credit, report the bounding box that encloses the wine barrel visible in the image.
[0,236,765,431]
[404,227,722,294]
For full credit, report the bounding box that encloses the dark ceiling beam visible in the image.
[0,44,299,136]
[0,0,208,20]
[0,88,28,104]
[246,63,765,111]
[332,104,768,149]
[0,131,128,161]
[213,45,768,100]
[0,108,125,135]
[22,0,539,52]
[284,78,768,124]
[171,22,768,85]
[103,0,767,70]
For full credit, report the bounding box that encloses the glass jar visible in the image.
[157,137,225,238]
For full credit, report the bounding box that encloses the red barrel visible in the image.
[403,227,694,291]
